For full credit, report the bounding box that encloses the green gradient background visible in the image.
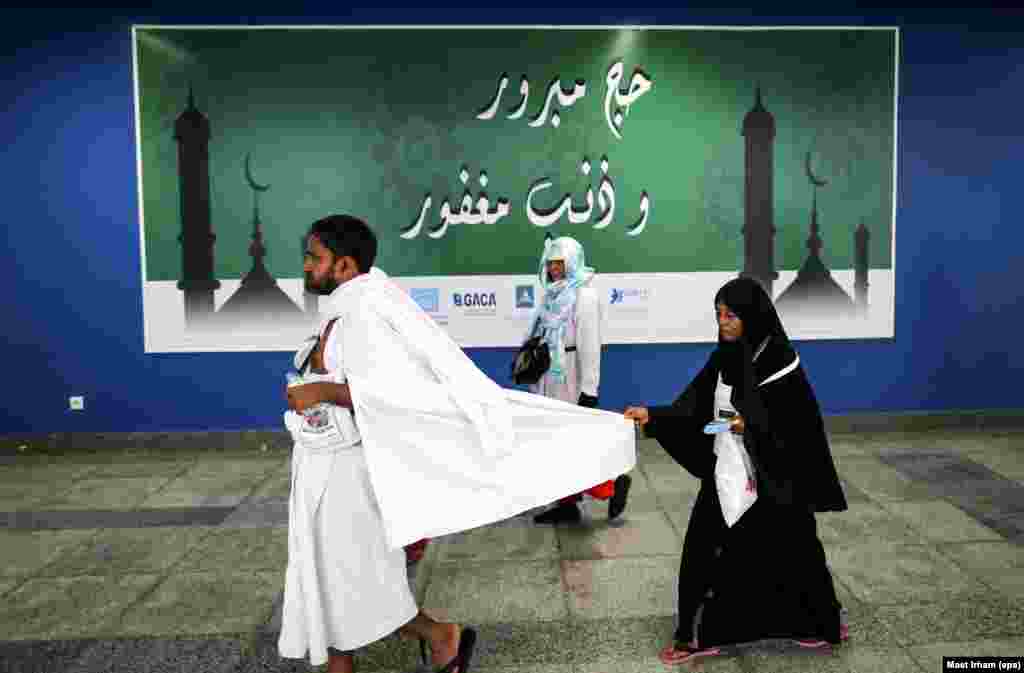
[135,27,896,281]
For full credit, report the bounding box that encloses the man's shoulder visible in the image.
[328,289,379,327]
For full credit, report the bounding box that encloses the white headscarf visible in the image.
[528,236,595,382]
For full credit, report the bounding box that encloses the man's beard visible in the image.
[304,273,339,296]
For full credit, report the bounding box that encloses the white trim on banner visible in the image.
[143,269,894,352]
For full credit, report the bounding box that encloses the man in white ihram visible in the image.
[279,215,635,672]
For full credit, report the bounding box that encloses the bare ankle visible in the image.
[326,650,354,673]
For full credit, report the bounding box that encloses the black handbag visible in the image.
[511,335,551,384]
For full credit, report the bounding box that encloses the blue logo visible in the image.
[610,288,649,305]
[515,285,535,309]
[411,288,440,313]
[453,291,497,308]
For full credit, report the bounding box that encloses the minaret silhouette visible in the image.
[808,189,823,259]
[174,86,220,325]
[855,220,870,313]
[774,181,855,317]
[241,190,273,288]
[740,85,778,296]
[216,157,305,323]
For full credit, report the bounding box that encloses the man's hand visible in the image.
[623,406,650,426]
[730,415,746,434]
[286,382,332,413]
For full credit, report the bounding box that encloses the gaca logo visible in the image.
[453,292,497,308]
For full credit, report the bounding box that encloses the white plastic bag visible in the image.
[713,430,757,527]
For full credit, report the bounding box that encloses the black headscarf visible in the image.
[713,277,794,386]
[646,276,846,513]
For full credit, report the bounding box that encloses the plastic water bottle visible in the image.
[286,370,331,428]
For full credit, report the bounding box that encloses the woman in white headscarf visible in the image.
[527,235,632,525]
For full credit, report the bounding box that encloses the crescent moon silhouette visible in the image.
[805,151,828,187]
[245,153,271,192]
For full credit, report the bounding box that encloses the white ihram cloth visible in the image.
[327,267,636,550]
[278,330,417,665]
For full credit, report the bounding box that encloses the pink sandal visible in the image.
[659,641,721,664]
[794,625,848,648]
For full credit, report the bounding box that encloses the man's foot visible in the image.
[326,650,355,673]
[437,626,477,673]
[533,502,582,525]
[421,624,477,673]
[608,474,632,520]
[419,623,458,668]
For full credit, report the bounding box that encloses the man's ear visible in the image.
[329,254,347,281]
[335,255,360,281]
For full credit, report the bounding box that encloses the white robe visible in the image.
[325,267,636,550]
[528,283,602,404]
[278,328,418,665]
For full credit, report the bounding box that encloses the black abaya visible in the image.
[645,278,847,647]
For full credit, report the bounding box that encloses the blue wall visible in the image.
[2,4,1021,433]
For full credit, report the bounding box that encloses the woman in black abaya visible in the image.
[624,278,848,663]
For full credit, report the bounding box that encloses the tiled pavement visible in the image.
[1,428,1022,672]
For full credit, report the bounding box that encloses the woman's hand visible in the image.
[624,406,651,426]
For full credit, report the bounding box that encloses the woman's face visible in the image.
[546,259,566,282]
[716,302,743,342]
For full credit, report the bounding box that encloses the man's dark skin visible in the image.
[285,234,357,413]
